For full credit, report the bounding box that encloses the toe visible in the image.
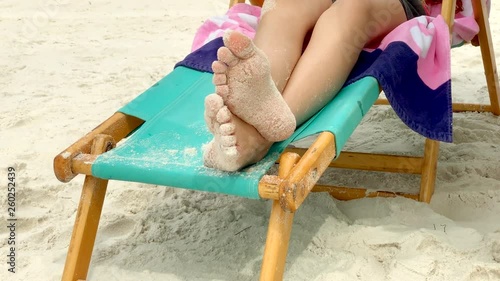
[219,123,235,135]
[223,31,255,60]
[204,94,224,133]
[212,73,227,86]
[216,106,232,124]
[212,61,227,73]
[202,140,217,168]
[204,94,224,118]
[215,85,229,100]
[223,146,238,158]
[203,139,239,171]
[217,47,239,67]
[220,135,236,147]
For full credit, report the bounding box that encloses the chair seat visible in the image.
[92,66,379,198]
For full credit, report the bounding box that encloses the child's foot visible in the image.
[204,94,224,134]
[212,30,296,142]
[203,105,272,172]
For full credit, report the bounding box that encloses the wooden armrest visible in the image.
[279,132,336,211]
[53,112,143,183]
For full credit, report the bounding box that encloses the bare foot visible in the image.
[203,105,272,172]
[204,93,224,134]
[212,30,296,142]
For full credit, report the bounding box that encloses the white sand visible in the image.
[1,0,499,280]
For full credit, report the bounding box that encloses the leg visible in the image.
[419,138,439,203]
[260,202,294,281]
[212,0,331,142]
[255,0,332,91]
[62,135,113,281]
[204,0,407,171]
[62,176,108,281]
[260,153,300,281]
[471,0,500,115]
[282,0,408,125]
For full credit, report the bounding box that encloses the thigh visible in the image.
[261,0,333,27]
[330,0,408,43]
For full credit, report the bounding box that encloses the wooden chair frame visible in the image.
[54,0,499,280]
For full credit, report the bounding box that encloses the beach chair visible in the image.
[53,0,499,280]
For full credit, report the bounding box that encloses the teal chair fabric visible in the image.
[92,66,379,199]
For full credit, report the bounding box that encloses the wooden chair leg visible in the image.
[61,135,115,281]
[229,0,245,8]
[260,153,300,281]
[473,0,500,115]
[419,139,440,203]
[259,201,295,281]
[249,0,264,7]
